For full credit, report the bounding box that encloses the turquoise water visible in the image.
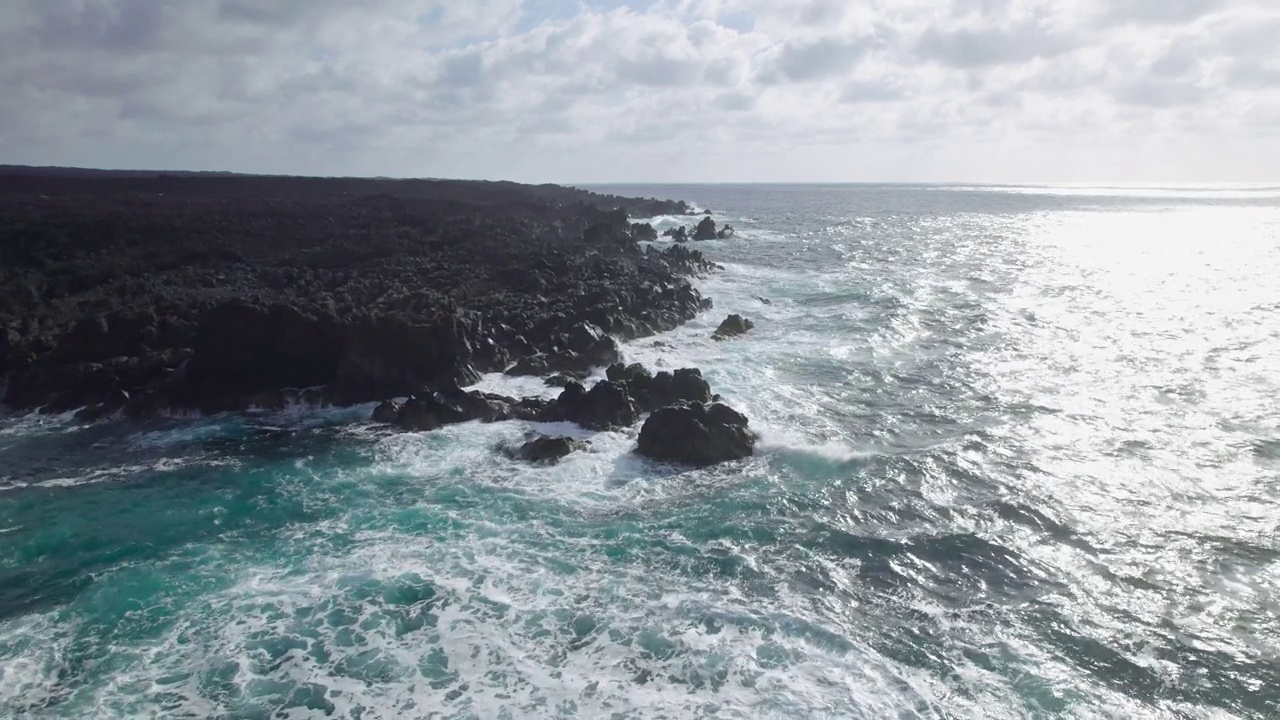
[2,185,1279,718]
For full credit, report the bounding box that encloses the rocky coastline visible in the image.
[0,169,754,465]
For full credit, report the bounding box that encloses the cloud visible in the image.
[0,0,1276,182]
[916,23,1078,68]
[839,78,906,103]
[1113,78,1209,107]
[1227,59,1280,89]
[1101,0,1226,25]
[757,34,881,83]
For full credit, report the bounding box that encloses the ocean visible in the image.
[1,184,1278,719]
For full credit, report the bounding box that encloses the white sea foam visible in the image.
[16,493,963,719]
[31,457,219,489]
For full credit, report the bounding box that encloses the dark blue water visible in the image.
[2,185,1279,718]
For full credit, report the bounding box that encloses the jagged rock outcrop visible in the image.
[605,363,713,412]
[372,399,402,424]
[631,223,658,241]
[637,401,755,466]
[505,322,620,378]
[0,171,714,418]
[520,365,717,431]
[652,244,720,276]
[692,216,718,241]
[369,361,754,467]
[539,380,638,431]
[712,314,754,340]
[373,382,546,431]
[663,226,688,242]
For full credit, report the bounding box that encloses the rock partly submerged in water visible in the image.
[606,363,713,411]
[637,401,755,466]
[370,361,753,466]
[663,225,689,242]
[505,434,589,464]
[712,314,754,340]
[372,382,546,431]
[540,379,638,431]
[692,216,719,241]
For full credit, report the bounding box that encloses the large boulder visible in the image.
[692,216,718,241]
[712,314,754,340]
[390,385,509,431]
[506,434,589,464]
[631,223,658,241]
[562,322,620,368]
[637,401,755,466]
[607,363,712,412]
[372,399,402,424]
[649,368,713,409]
[540,379,638,430]
[606,362,651,384]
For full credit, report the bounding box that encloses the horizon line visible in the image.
[3,164,1278,189]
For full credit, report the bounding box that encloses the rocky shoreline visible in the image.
[0,169,754,465]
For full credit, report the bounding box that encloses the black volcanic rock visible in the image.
[506,434,588,464]
[540,379,638,431]
[0,171,710,417]
[544,373,578,388]
[369,361,755,469]
[649,244,719,276]
[637,401,754,466]
[692,216,718,241]
[372,399,402,424]
[631,223,658,241]
[605,363,711,412]
[390,384,516,431]
[712,314,754,340]
[532,364,715,431]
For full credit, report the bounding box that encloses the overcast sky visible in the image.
[2,0,1277,183]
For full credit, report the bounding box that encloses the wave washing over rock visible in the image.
[3,180,1280,719]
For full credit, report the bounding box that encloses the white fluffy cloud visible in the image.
[0,0,1276,182]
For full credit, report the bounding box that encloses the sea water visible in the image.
[1,185,1278,718]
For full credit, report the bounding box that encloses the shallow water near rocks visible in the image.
[2,184,1279,718]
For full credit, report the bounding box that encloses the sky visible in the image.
[1,0,1278,183]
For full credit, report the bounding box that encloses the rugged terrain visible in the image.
[0,169,719,419]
